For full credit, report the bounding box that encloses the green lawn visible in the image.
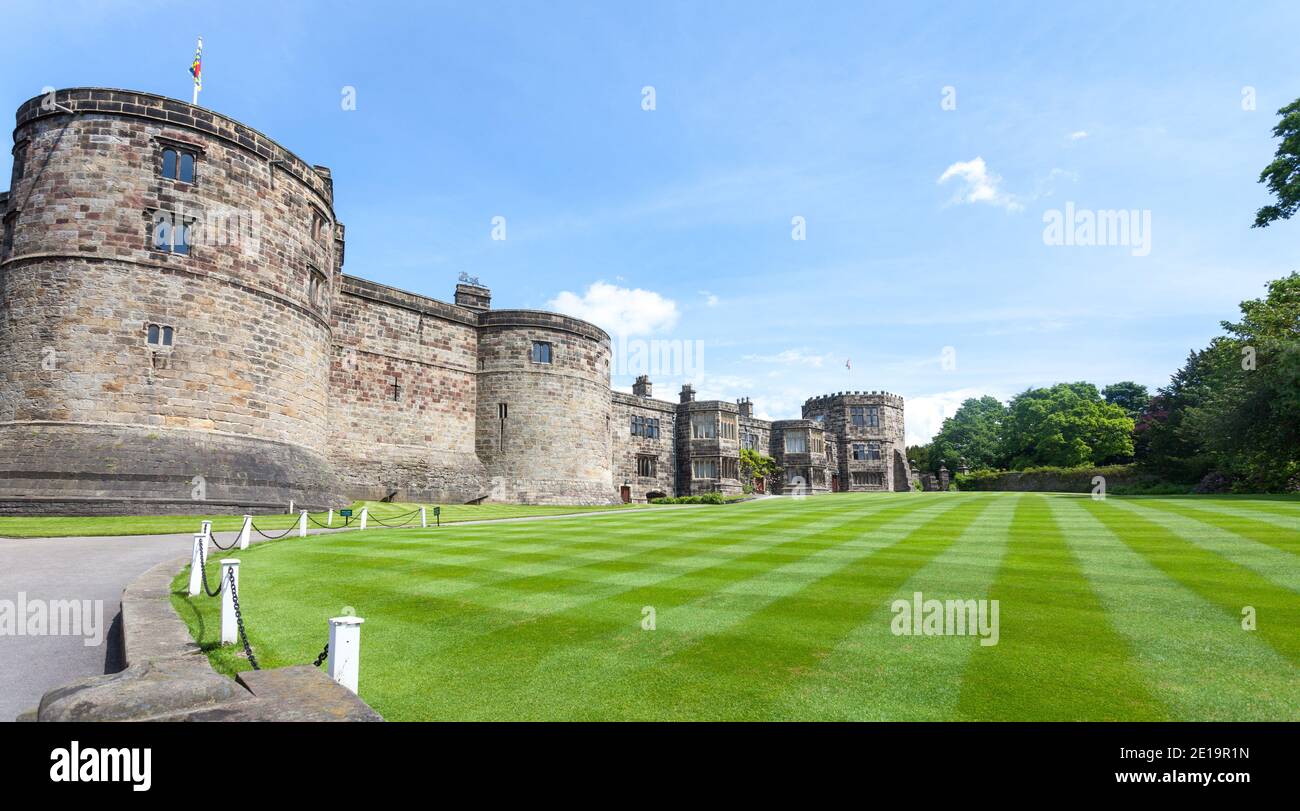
[172,491,1300,721]
[0,499,644,538]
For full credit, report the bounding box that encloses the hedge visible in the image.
[953,464,1190,494]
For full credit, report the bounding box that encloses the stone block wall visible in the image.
[611,391,676,502]
[803,392,908,492]
[327,276,486,503]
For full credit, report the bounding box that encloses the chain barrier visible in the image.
[196,546,222,598]
[208,533,240,551]
[251,521,298,540]
[306,512,334,529]
[312,643,329,668]
[226,567,260,670]
[365,508,422,528]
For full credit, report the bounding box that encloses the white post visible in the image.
[219,559,240,645]
[327,616,364,694]
[238,515,252,550]
[299,510,308,537]
[327,508,334,527]
[420,506,427,528]
[188,534,205,596]
[359,507,368,530]
[200,520,213,540]
[288,499,294,515]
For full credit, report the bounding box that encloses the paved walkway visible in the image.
[0,504,712,720]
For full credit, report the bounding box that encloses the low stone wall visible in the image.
[26,552,382,722]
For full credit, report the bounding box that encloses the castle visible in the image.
[0,89,909,514]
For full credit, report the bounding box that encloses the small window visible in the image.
[867,441,882,461]
[866,406,880,428]
[852,443,866,461]
[307,266,327,309]
[146,323,175,348]
[498,403,508,420]
[161,147,197,183]
[531,341,553,364]
[649,418,660,439]
[150,212,193,255]
[1,211,16,259]
[636,455,657,477]
[311,210,328,242]
[851,406,866,427]
[692,458,718,479]
[631,415,642,437]
[11,142,26,183]
[785,432,808,453]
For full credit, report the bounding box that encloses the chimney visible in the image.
[455,282,492,311]
[679,383,695,403]
[737,397,753,418]
[633,375,652,398]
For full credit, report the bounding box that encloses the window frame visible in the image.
[145,322,176,350]
[530,340,553,364]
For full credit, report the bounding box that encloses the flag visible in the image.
[190,38,203,89]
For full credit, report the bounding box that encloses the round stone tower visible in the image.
[0,89,345,514]
[475,310,615,504]
[802,391,910,492]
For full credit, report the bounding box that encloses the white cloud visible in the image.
[547,281,679,336]
[742,348,829,367]
[1068,130,1088,140]
[904,387,1005,446]
[699,290,719,307]
[937,157,1022,212]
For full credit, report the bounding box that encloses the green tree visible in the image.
[1101,381,1150,419]
[1000,383,1135,468]
[929,396,1007,471]
[1254,98,1300,227]
[738,447,780,494]
[1179,273,1300,489]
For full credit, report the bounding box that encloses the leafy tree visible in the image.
[929,396,1008,471]
[905,443,931,472]
[1254,98,1300,227]
[1101,381,1151,419]
[1178,273,1300,489]
[738,447,780,494]
[1000,382,1134,468]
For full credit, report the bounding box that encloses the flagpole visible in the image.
[191,36,203,105]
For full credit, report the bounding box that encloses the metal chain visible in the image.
[208,532,239,551]
[197,547,221,598]
[366,508,422,528]
[227,567,260,670]
[251,521,297,540]
[312,643,329,668]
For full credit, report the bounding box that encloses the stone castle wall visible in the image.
[327,276,486,503]
[475,310,615,504]
[0,89,344,514]
[611,391,677,502]
[0,88,911,513]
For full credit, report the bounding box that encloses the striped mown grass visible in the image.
[173,492,1300,720]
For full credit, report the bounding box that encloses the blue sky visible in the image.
[2,1,1296,442]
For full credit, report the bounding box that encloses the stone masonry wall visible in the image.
[327,276,486,503]
[475,311,615,504]
[0,89,344,512]
[611,391,676,502]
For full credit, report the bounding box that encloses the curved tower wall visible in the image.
[475,310,615,504]
[0,89,345,513]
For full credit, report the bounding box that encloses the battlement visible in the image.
[802,391,906,409]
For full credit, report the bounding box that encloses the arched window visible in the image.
[161,148,177,179]
[146,323,175,349]
[178,152,195,183]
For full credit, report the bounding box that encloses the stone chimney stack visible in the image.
[633,375,653,398]
[737,397,753,418]
[454,282,492,311]
[680,383,695,403]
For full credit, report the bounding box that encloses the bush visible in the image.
[954,464,1177,493]
[650,492,727,505]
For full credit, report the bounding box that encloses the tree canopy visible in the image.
[1000,383,1134,469]
[1254,98,1300,227]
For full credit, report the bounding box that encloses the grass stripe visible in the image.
[1082,498,1300,668]
[571,496,996,720]
[1049,497,1299,720]
[384,496,956,719]
[1128,498,1299,554]
[773,493,1018,720]
[956,495,1166,720]
[1108,499,1300,593]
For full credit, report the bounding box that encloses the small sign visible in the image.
[433,507,441,516]
[340,509,354,518]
